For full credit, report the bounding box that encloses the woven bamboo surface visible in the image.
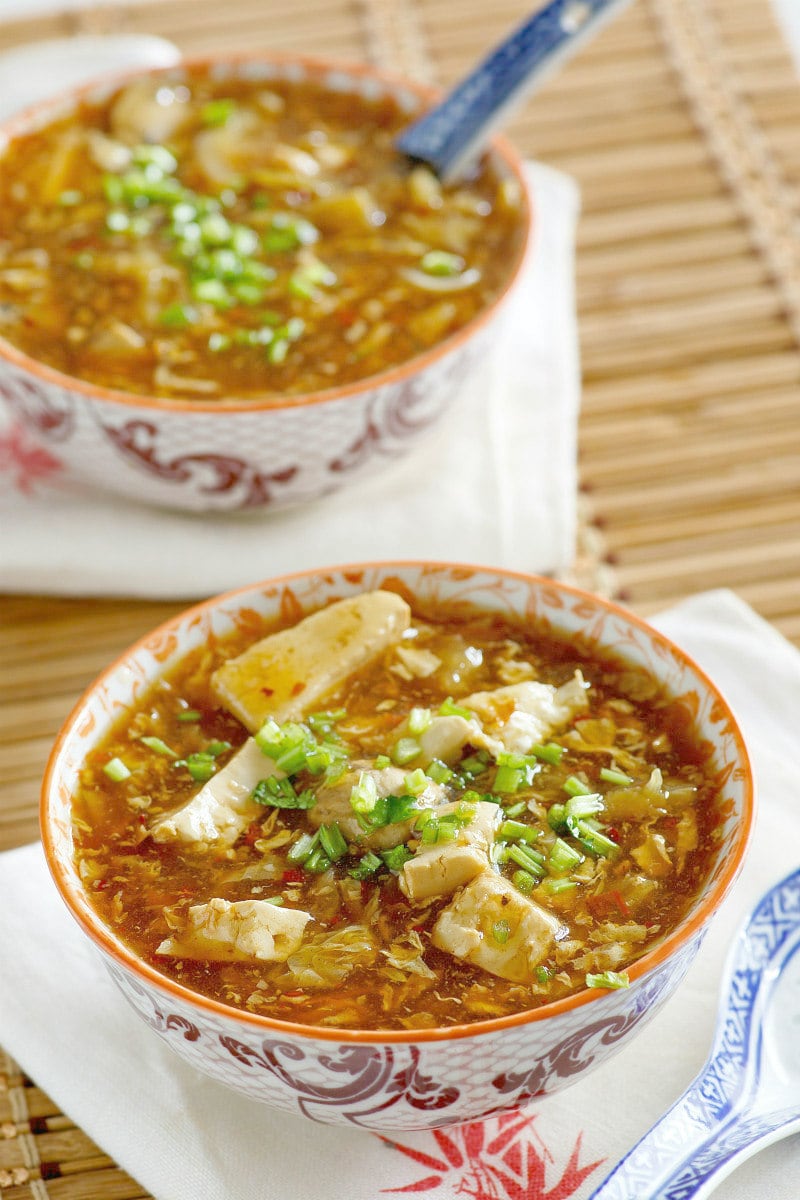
[1,0,800,1194]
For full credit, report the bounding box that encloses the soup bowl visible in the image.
[40,563,754,1130]
[0,56,531,513]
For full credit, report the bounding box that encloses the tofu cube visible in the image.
[150,737,276,849]
[399,800,501,903]
[432,873,563,983]
[211,591,411,733]
[156,897,311,962]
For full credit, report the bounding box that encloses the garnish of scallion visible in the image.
[103,757,130,782]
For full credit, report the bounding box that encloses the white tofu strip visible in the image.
[211,590,412,733]
[432,873,564,983]
[309,762,448,851]
[156,897,311,963]
[463,673,588,756]
[149,738,276,849]
[399,800,501,903]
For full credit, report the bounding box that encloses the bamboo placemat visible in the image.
[2,0,800,1194]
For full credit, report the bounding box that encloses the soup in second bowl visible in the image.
[0,67,526,402]
[71,589,724,1032]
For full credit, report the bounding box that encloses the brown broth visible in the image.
[72,605,721,1031]
[0,71,526,401]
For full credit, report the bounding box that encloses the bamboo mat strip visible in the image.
[1,0,800,1194]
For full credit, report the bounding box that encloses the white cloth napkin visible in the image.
[1,588,799,1200]
[0,30,582,598]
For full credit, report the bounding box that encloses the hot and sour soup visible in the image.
[72,591,723,1032]
[0,69,525,401]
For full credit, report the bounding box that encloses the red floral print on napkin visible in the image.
[381,1111,604,1198]
[0,423,62,494]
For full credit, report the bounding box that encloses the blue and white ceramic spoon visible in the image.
[588,866,800,1200]
[396,0,632,181]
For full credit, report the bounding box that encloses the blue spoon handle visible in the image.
[395,0,631,181]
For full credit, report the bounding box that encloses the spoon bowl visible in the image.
[589,866,800,1200]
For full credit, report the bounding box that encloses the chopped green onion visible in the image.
[199,212,232,246]
[251,776,316,810]
[541,877,578,895]
[287,831,318,864]
[263,896,285,906]
[548,837,584,875]
[132,143,178,174]
[530,742,565,765]
[267,337,289,364]
[204,740,231,757]
[381,844,413,871]
[563,775,592,797]
[318,823,348,862]
[492,919,511,944]
[407,706,432,736]
[358,793,418,830]
[180,753,216,782]
[565,793,604,821]
[177,709,202,723]
[404,768,429,796]
[140,736,177,758]
[586,970,630,990]
[160,303,198,328]
[391,737,421,766]
[547,802,567,831]
[103,757,130,782]
[348,850,383,879]
[425,758,453,785]
[503,800,528,818]
[460,752,488,776]
[307,709,345,736]
[420,250,465,277]
[438,697,473,720]
[505,843,546,877]
[374,754,392,770]
[600,767,633,786]
[350,771,379,815]
[535,965,553,984]
[566,815,617,857]
[193,278,234,308]
[201,98,237,127]
[304,846,332,874]
[498,820,539,844]
[512,869,536,894]
[494,764,525,794]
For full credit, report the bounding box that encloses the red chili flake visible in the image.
[282,867,304,884]
[281,989,306,999]
[94,879,110,891]
[244,821,262,846]
[260,686,275,697]
[290,681,306,697]
[663,816,678,830]
[607,826,621,843]
[137,814,148,826]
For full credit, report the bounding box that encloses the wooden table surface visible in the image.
[1,3,799,1195]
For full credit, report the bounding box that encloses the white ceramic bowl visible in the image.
[0,56,531,513]
[41,563,754,1130]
